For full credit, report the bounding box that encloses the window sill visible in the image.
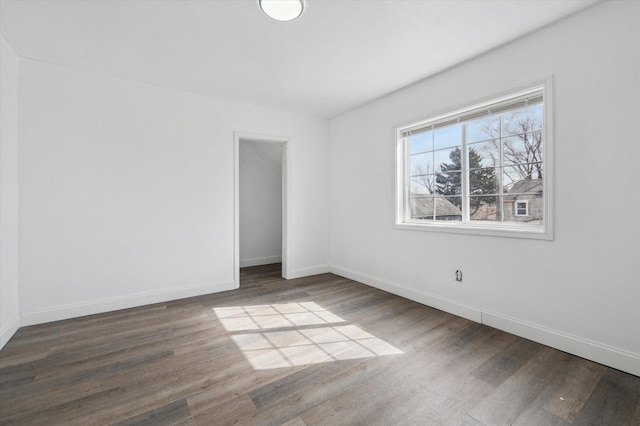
[394,221,553,240]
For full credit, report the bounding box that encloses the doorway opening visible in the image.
[234,132,290,287]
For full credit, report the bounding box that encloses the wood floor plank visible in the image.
[510,350,597,426]
[178,394,258,426]
[300,371,428,426]
[0,350,49,370]
[633,398,640,425]
[247,357,373,410]
[470,337,543,387]
[279,416,307,426]
[185,366,303,416]
[468,347,573,425]
[1,385,126,425]
[512,384,573,426]
[113,398,191,426]
[243,358,392,426]
[571,367,640,425]
[457,413,487,425]
[1,263,638,425]
[541,356,606,422]
[298,323,505,424]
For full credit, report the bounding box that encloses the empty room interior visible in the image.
[1,0,639,424]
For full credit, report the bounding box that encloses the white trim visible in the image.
[234,132,291,283]
[542,76,554,240]
[394,77,554,240]
[482,310,640,377]
[282,137,291,279]
[393,220,551,240]
[0,314,21,350]
[330,264,482,322]
[20,281,235,326]
[234,134,241,288]
[289,264,330,279]
[239,255,283,268]
[330,264,640,377]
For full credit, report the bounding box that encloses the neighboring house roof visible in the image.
[505,178,543,201]
[411,197,462,218]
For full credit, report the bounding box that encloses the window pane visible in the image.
[434,124,462,150]
[468,142,499,169]
[410,175,435,196]
[503,196,543,224]
[435,171,462,197]
[409,131,433,155]
[397,85,548,237]
[502,103,543,137]
[469,168,498,195]
[410,152,434,177]
[434,147,461,172]
[469,196,499,222]
[516,202,528,215]
[503,168,543,193]
[435,197,462,221]
[467,115,499,143]
[410,196,434,220]
[503,133,543,166]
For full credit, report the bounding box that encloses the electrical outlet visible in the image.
[455,270,463,282]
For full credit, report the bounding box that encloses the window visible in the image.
[514,201,529,216]
[395,82,552,239]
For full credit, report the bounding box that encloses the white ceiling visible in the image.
[0,0,597,118]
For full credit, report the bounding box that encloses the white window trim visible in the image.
[394,78,554,240]
[514,200,530,217]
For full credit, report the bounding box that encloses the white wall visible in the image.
[18,59,329,325]
[239,141,283,267]
[0,34,20,349]
[329,1,640,376]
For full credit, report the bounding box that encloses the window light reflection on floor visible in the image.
[213,302,403,370]
[213,302,344,331]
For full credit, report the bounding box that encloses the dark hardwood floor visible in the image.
[1,264,639,425]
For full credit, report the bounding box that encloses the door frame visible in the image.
[234,131,291,287]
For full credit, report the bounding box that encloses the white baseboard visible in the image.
[21,280,236,327]
[0,314,21,350]
[482,310,640,377]
[330,264,640,377]
[330,264,481,322]
[288,264,330,279]
[240,255,282,268]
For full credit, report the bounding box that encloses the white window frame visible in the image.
[394,79,553,240]
[514,200,529,217]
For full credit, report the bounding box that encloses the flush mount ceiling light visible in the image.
[259,0,304,22]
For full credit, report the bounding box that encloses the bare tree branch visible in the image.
[481,112,543,183]
[411,163,434,194]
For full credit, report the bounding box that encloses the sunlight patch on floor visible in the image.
[213,302,345,331]
[213,302,403,370]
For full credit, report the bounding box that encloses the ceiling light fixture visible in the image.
[259,0,304,22]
